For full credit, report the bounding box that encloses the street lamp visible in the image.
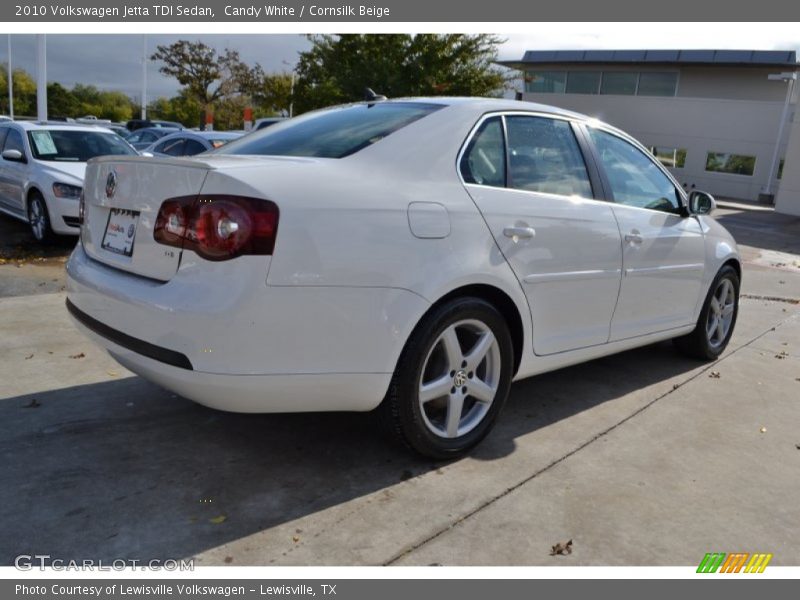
[282,60,295,118]
[763,71,797,202]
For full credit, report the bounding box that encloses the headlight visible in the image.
[52,183,83,199]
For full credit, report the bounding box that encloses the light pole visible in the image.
[36,34,47,122]
[763,71,797,202]
[282,60,295,118]
[7,35,13,119]
[141,35,147,120]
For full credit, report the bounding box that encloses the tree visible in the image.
[251,72,294,117]
[293,34,508,114]
[151,40,258,127]
[0,65,37,116]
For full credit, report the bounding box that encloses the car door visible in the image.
[584,126,706,341]
[0,127,29,217]
[462,114,623,355]
[0,126,12,212]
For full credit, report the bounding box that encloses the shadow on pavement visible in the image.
[0,339,701,564]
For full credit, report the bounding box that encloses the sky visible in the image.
[3,24,800,100]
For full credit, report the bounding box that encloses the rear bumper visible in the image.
[65,243,428,412]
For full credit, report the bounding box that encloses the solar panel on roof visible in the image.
[750,51,793,63]
[615,50,646,61]
[644,50,680,62]
[712,50,752,62]
[556,51,585,60]
[679,50,716,62]
[584,50,615,61]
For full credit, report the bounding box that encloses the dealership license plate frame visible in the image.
[101,208,140,257]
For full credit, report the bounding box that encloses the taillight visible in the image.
[78,191,85,225]
[154,195,279,261]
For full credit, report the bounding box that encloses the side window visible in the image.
[159,139,186,156]
[505,116,593,198]
[588,128,681,213]
[460,117,505,188]
[183,139,207,155]
[4,128,25,154]
[142,131,158,143]
[127,132,142,144]
[0,127,9,150]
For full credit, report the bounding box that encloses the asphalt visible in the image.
[0,201,799,566]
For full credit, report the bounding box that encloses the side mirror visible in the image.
[139,151,154,158]
[688,190,716,215]
[2,149,25,163]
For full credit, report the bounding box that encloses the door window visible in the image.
[4,128,25,154]
[460,117,506,188]
[588,128,681,213]
[183,139,207,155]
[505,116,592,198]
[156,138,186,156]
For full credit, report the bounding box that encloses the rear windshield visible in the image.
[27,130,137,162]
[219,102,444,159]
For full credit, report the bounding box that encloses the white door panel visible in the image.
[468,185,622,354]
[610,205,705,340]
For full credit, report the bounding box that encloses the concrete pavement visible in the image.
[1,203,799,566]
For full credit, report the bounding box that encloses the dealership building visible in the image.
[499,49,800,216]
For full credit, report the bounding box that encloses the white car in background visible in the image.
[0,121,137,242]
[66,98,741,458]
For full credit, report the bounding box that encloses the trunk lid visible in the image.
[81,156,210,281]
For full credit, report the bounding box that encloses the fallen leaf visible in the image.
[550,539,573,556]
[760,427,767,433]
[69,352,85,359]
[709,371,720,378]
[24,399,41,408]
[292,536,300,543]
[209,515,227,524]
[106,370,119,377]
[224,556,233,564]
[24,353,34,360]
[775,351,789,359]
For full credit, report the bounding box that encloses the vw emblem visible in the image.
[453,370,467,387]
[105,171,117,198]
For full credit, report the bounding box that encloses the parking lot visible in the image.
[1,202,799,566]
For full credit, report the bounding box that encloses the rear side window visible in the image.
[157,138,186,156]
[505,116,593,198]
[0,127,9,150]
[184,139,207,155]
[220,102,444,159]
[460,117,506,188]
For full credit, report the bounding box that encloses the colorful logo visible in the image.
[697,552,772,573]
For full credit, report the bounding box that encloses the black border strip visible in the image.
[66,298,193,370]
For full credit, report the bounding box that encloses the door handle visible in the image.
[503,226,536,240]
[624,231,643,245]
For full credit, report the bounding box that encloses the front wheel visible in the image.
[28,192,56,244]
[673,265,740,360]
[380,297,514,459]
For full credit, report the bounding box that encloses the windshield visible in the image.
[219,102,445,159]
[27,129,137,162]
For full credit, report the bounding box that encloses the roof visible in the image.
[6,121,118,132]
[498,49,799,70]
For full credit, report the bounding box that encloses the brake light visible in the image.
[154,195,279,261]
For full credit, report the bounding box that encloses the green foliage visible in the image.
[0,66,37,115]
[293,34,508,114]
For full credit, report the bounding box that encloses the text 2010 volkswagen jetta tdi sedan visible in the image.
[66,98,740,458]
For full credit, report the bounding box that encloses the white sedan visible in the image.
[66,98,740,458]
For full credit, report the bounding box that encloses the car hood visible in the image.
[37,161,86,185]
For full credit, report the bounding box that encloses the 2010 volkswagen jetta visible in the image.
[66,98,740,458]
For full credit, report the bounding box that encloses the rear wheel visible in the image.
[380,297,513,459]
[28,192,56,244]
[673,265,739,360]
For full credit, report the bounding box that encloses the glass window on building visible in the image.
[525,71,566,93]
[778,158,785,179]
[565,71,601,94]
[649,146,687,169]
[600,72,638,95]
[637,72,678,96]
[705,152,756,176]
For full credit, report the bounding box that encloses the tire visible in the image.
[379,297,514,459]
[27,192,56,244]
[673,265,740,360]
